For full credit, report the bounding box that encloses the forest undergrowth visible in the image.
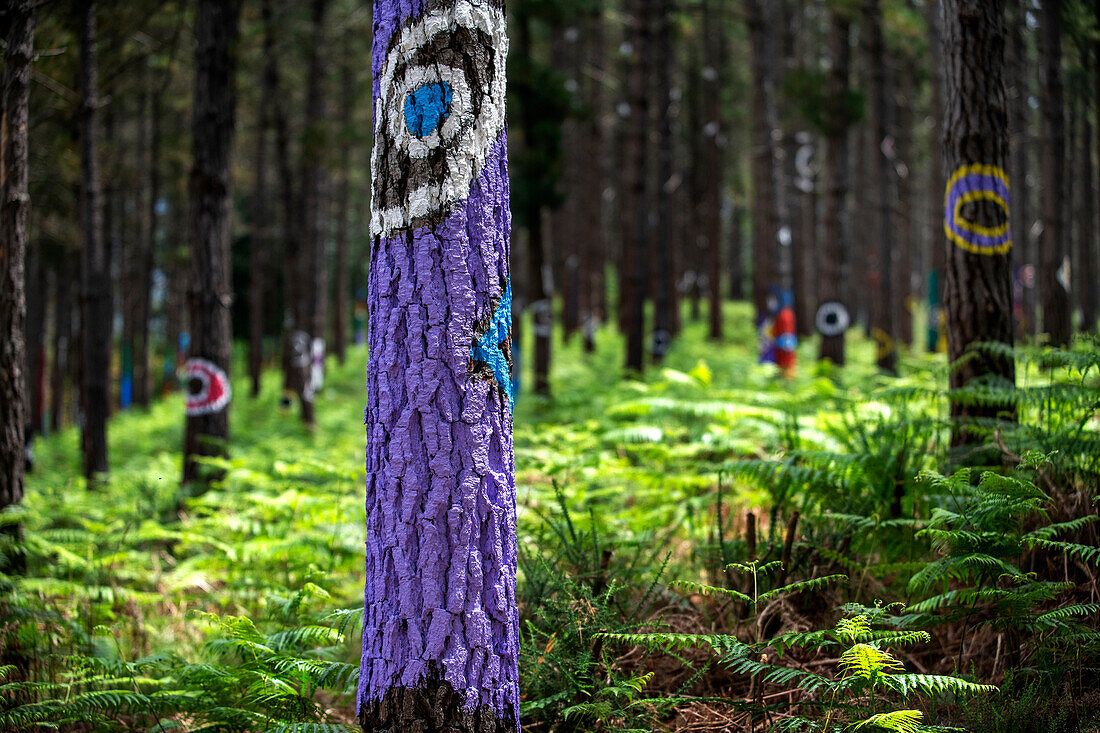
[2,303,1098,732]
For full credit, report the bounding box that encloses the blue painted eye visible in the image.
[404,83,452,138]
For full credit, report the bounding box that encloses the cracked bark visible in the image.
[359,2,518,730]
[941,0,1016,448]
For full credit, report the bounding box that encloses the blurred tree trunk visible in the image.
[50,260,72,431]
[942,0,1016,447]
[25,244,45,436]
[864,0,897,373]
[580,4,606,352]
[79,0,110,480]
[895,64,915,349]
[1082,63,1098,331]
[622,0,650,372]
[1040,0,1070,345]
[1,0,33,559]
[702,0,723,341]
[554,23,581,342]
[818,7,851,365]
[746,0,787,322]
[652,0,678,358]
[729,205,744,300]
[249,0,276,397]
[1008,0,1033,338]
[332,31,353,365]
[133,63,152,409]
[926,0,947,352]
[182,0,241,484]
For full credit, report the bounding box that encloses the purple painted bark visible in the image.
[359,1,518,730]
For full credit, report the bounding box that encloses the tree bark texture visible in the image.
[79,0,109,480]
[182,0,240,484]
[818,8,851,365]
[941,0,1016,445]
[359,2,519,730]
[1040,0,1070,345]
[1,0,33,534]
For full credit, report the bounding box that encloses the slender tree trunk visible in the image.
[79,1,109,480]
[1082,70,1098,331]
[1040,0,1071,345]
[653,0,677,358]
[182,0,241,485]
[249,0,276,397]
[926,0,948,352]
[746,0,787,322]
[50,259,72,431]
[895,65,915,349]
[1,0,33,562]
[702,0,723,341]
[864,0,897,373]
[333,31,353,364]
[134,62,152,409]
[942,0,1016,447]
[1009,0,1034,338]
[25,244,44,437]
[358,2,519,729]
[818,8,851,365]
[580,4,606,352]
[729,206,744,300]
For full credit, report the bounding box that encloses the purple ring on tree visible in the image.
[943,163,1011,255]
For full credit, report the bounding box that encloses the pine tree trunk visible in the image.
[1009,0,1034,338]
[1082,76,1098,331]
[333,32,353,365]
[864,0,897,373]
[926,0,947,352]
[358,2,519,729]
[50,259,72,431]
[702,0,723,341]
[746,0,787,322]
[134,63,153,409]
[818,8,851,366]
[249,0,275,397]
[653,0,677,358]
[621,0,650,373]
[895,66,915,349]
[25,243,45,436]
[1040,0,1071,345]
[79,1,110,480]
[182,0,240,485]
[580,4,605,352]
[941,0,1016,447]
[1,0,33,556]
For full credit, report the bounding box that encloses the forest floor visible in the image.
[5,302,1100,732]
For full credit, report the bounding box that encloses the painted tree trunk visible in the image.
[359,1,519,730]
[79,0,110,480]
[941,0,1016,447]
[818,7,851,366]
[182,0,240,485]
[1,0,34,563]
[1040,0,1070,345]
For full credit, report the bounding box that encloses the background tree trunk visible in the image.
[941,0,1016,447]
[249,0,275,397]
[818,7,851,365]
[1040,0,1071,345]
[50,260,72,432]
[79,0,110,480]
[864,0,897,374]
[182,0,241,485]
[702,0,723,341]
[332,30,353,365]
[652,0,677,359]
[926,0,947,352]
[622,0,650,373]
[1,0,33,562]
[358,2,519,729]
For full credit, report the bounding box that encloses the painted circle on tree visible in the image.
[184,358,231,416]
[944,163,1011,255]
[815,301,850,337]
[371,0,508,238]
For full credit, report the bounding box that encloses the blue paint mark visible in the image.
[404,83,452,137]
[472,281,513,411]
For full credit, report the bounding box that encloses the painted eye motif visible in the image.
[470,280,513,411]
[184,358,231,416]
[815,302,850,337]
[371,0,508,239]
[944,163,1011,255]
